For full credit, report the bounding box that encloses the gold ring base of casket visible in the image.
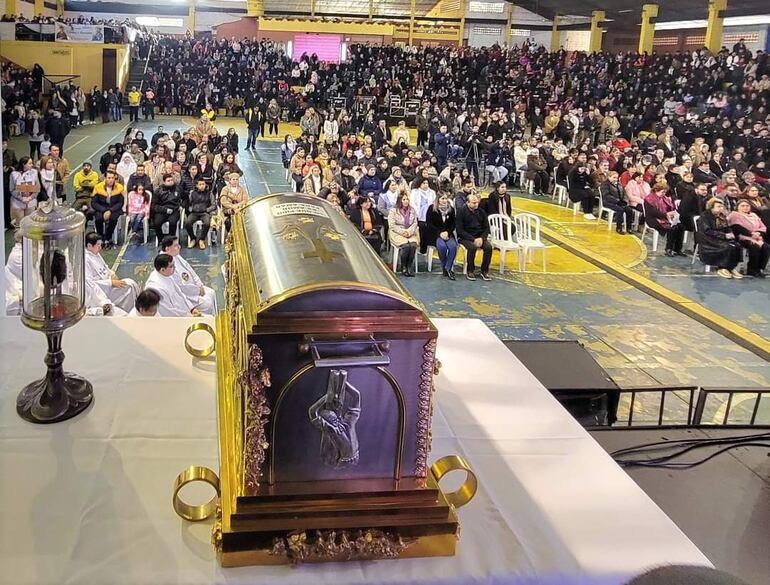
[184,322,217,358]
[172,465,220,521]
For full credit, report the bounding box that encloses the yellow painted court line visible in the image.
[540,223,770,361]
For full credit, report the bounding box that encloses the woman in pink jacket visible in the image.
[625,172,650,209]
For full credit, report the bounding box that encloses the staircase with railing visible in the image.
[122,41,154,107]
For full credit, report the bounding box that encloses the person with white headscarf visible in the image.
[116,152,137,188]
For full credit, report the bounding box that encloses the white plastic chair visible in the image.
[513,213,547,272]
[690,215,712,273]
[391,245,418,273]
[454,243,469,275]
[180,208,215,246]
[421,245,437,272]
[640,222,660,252]
[597,197,615,231]
[516,169,527,188]
[553,184,568,206]
[487,214,520,274]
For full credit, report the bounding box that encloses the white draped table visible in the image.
[0,317,710,585]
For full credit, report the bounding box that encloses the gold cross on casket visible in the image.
[274,222,345,264]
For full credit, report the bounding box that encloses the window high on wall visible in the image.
[468,1,505,14]
[135,17,185,29]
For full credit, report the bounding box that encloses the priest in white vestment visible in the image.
[159,236,216,315]
[144,253,201,317]
[5,266,21,316]
[6,231,23,282]
[85,278,127,317]
[85,232,139,313]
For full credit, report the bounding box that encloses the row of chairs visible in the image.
[391,213,547,275]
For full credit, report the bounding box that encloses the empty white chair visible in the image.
[513,213,547,272]
[487,214,520,274]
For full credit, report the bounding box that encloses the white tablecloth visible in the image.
[0,317,710,585]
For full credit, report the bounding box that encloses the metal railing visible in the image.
[590,385,770,429]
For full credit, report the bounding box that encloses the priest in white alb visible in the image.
[144,253,202,317]
[159,235,216,315]
[84,231,139,313]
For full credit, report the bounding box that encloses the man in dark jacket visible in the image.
[126,164,152,194]
[456,193,492,281]
[183,177,216,249]
[244,105,261,150]
[151,173,181,245]
[46,111,70,155]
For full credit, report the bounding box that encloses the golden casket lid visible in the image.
[234,193,421,314]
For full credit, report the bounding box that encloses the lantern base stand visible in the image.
[17,373,93,424]
[16,331,93,424]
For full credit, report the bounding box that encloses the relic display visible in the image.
[175,193,476,566]
[16,199,93,424]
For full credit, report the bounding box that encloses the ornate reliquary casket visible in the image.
[176,193,475,566]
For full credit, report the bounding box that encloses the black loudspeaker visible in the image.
[502,340,620,427]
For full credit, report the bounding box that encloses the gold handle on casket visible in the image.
[172,465,221,521]
[430,455,478,509]
[184,322,217,358]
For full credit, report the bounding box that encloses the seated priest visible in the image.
[85,231,139,313]
[144,253,203,317]
[128,288,161,317]
[159,236,216,314]
[85,278,127,317]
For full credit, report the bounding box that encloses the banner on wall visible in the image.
[15,23,55,41]
[0,23,15,41]
[54,24,105,43]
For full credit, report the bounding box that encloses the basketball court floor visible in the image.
[4,116,770,424]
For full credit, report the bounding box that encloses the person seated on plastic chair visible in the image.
[696,198,744,279]
[91,170,125,248]
[456,193,492,281]
[219,172,248,233]
[183,177,216,250]
[600,171,635,234]
[728,198,769,278]
[643,184,685,257]
[349,196,383,252]
[426,193,457,280]
[387,192,419,278]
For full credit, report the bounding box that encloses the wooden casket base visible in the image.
[214,312,459,566]
[217,479,460,566]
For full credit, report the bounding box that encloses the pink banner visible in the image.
[293,33,342,64]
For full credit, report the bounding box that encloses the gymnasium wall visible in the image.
[0,40,129,91]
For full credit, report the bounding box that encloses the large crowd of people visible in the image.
[4,36,770,317]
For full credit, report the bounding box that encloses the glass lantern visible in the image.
[16,199,93,424]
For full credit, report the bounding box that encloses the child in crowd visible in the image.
[39,134,52,157]
[127,184,151,242]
